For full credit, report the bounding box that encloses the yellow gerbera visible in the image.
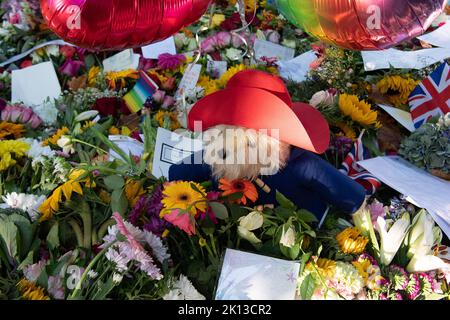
[0,121,25,139]
[336,227,369,255]
[88,66,101,87]
[0,140,30,171]
[376,75,419,107]
[316,258,337,277]
[154,110,181,131]
[42,127,69,146]
[106,69,139,90]
[161,181,207,215]
[352,258,371,283]
[17,279,50,300]
[339,94,381,128]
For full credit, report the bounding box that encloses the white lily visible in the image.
[406,255,448,273]
[280,226,296,248]
[353,207,380,256]
[376,212,410,266]
[74,110,99,122]
[237,211,264,244]
[57,135,75,154]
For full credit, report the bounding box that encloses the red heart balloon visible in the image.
[41,0,211,50]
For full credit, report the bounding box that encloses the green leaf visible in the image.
[103,175,125,191]
[297,209,318,223]
[111,189,128,215]
[300,274,316,300]
[274,207,294,220]
[209,202,229,220]
[0,221,18,263]
[299,252,312,276]
[228,204,247,220]
[276,191,296,210]
[47,222,60,251]
[91,277,115,300]
[6,214,33,260]
[222,192,244,202]
[288,243,301,260]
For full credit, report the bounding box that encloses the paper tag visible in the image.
[11,61,61,107]
[151,128,204,179]
[215,249,300,300]
[207,60,228,78]
[175,63,202,99]
[417,21,450,48]
[277,50,317,83]
[103,49,140,72]
[108,135,144,162]
[254,39,295,62]
[377,104,416,132]
[142,37,177,59]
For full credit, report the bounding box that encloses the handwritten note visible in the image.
[103,49,140,72]
[254,39,295,62]
[277,50,317,83]
[175,63,202,99]
[142,37,177,59]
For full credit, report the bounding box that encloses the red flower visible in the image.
[220,12,260,31]
[20,60,33,69]
[60,45,77,59]
[92,97,130,118]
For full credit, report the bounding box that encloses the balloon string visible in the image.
[231,0,257,61]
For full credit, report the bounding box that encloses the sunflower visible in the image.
[42,127,69,146]
[161,181,207,215]
[0,140,30,171]
[216,64,249,88]
[316,258,337,277]
[0,121,25,139]
[106,69,139,90]
[197,75,220,96]
[339,94,381,128]
[87,66,101,87]
[336,227,369,255]
[335,121,357,141]
[376,75,418,107]
[124,179,145,207]
[17,279,50,300]
[219,178,258,205]
[154,110,181,131]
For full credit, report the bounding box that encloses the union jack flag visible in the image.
[408,62,450,129]
[339,132,382,196]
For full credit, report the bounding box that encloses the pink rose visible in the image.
[59,59,85,77]
[152,90,166,104]
[215,32,231,48]
[201,36,217,53]
[161,95,175,109]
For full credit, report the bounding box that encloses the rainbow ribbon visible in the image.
[123,70,159,113]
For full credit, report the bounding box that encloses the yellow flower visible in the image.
[124,179,145,207]
[39,169,94,221]
[352,259,371,283]
[199,237,207,247]
[154,110,181,131]
[106,69,139,90]
[17,279,50,300]
[148,70,168,84]
[376,75,419,107]
[197,75,220,96]
[99,189,111,204]
[229,0,258,11]
[42,127,69,146]
[316,258,337,277]
[161,181,207,216]
[81,121,96,131]
[88,66,101,87]
[0,121,25,139]
[109,126,120,135]
[211,14,226,28]
[216,64,249,88]
[336,227,369,255]
[335,121,357,140]
[339,94,381,128]
[162,229,170,238]
[0,140,30,171]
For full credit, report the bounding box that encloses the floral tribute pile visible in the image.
[0,0,449,300]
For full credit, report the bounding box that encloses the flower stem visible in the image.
[68,219,83,248]
[72,138,108,154]
[79,201,92,249]
[97,218,115,242]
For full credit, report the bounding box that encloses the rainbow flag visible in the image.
[123,70,159,113]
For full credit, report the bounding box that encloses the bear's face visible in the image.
[202,125,291,180]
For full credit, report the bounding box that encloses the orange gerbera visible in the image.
[219,178,258,205]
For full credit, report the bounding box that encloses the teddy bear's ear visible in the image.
[226,70,293,106]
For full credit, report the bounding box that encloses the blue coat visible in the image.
[169,147,366,221]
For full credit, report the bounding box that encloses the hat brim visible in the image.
[188,87,330,154]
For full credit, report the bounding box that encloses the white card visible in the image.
[377,104,416,132]
[277,50,317,83]
[418,21,450,48]
[108,135,144,162]
[142,37,177,59]
[361,47,450,71]
[11,61,61,107]
[358,156,450,239]
[151,128,203,179]
[103,49,140,72]
[215,249,300,300]
[175,63,202,99]
[254,39,295,62]
[207,60,228,78]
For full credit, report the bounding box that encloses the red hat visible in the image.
[188,70,330,154]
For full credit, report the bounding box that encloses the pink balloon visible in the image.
[41,0,211,51]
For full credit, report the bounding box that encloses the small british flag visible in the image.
[408,62,450,129]
[339,132,382,196]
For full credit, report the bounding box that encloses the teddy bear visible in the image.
[169,70,366,222]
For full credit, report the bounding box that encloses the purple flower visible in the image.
[152,90,166,104]
[157,53,186,70]
[129,185,168,237]
[264,30,281,44]
[59,59,85,77]
[201,36,218,53]
[215,32,231,48]
[389,265,409,290]
[1,104,42,128]
[406,273,421,300]
[161,95,175,109]
[368,201,386,224]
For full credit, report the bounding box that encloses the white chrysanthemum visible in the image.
[21,138,55,167]
[0,192,46,221]
[32,102,58,125]
[334,262,364,295]
[163,275,205,300]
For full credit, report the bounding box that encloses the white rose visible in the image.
[309,90,336,108]
[280,226,296,248]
